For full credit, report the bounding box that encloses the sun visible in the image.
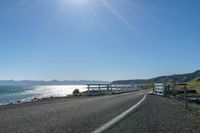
[64,0,89,6]
[73,0,89,5]
[58,0,92,14]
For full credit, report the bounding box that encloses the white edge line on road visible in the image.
[91,93,148,133]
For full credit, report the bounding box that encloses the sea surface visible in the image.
[0,85,87,105]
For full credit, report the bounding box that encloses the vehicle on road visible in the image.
[153,83,165,96]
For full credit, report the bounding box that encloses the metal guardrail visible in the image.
[86,84,138,96]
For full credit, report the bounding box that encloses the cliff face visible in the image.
[112,70,200,85]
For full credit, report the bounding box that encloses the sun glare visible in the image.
[73,0,88,5]
[63,0,89,6]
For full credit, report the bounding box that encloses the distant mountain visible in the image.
[112,70,200,85]
[0,80,111,86]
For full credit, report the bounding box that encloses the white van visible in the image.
[153,83,165,96]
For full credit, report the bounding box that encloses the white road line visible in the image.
[91,93,148,133]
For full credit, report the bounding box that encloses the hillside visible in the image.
[188,75,200,93]
[112,70,200,85]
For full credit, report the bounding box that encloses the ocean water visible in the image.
[0,85,87,105]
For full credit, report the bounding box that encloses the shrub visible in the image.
[73,89,80,96]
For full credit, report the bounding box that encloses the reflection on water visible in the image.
[0,85,87,105]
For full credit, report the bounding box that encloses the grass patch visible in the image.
[188,77,200,94]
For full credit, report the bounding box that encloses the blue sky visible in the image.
[0,0,200,81]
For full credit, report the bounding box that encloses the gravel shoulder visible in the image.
[106,95,200,133]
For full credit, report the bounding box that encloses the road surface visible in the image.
[0,90,147,133]
[106,95,200,133]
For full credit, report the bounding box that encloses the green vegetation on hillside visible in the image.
[188,76,200,94]
[112,70,200,84]
[112,70,200,94]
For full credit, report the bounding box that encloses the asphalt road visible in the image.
[106,95,200,133]
[0,90,147,133]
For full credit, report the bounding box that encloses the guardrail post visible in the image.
[107,84,109,94]
[184,85,188,109]
[98,85,101,96]
[88,85,90,96]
